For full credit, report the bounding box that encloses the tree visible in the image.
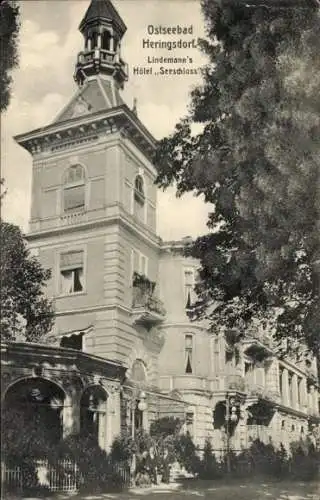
[0,0,19,112]
[0,221,54,342]
[154,1,320,359]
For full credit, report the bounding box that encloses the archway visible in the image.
[3,377,65,447]
[80,385,108,449]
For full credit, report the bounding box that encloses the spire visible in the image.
[74,0,128,89]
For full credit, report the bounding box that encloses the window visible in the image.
[131,360,147,383]
[281,420,285,430]
[184,268,195,309]
[63,165,85,213]
[60,332,84,351]
[102,30,111,51]
[134,175,145,204]
[133,174,145,222]
[186,412,194,437]
[185,334,193,374]
[60,250,84,294]
[132,249,148,277]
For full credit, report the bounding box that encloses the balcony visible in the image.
[245,383,280,405]
[243,333,274,362]
[76,49,128,82]
[132,274,166,327]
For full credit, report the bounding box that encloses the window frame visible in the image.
[131,248,149,280]
[184,334,194,375]
[57,247,87,297]
[132,171,147,224]
[62,164,87,214]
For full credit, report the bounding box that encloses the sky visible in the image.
[1,0,213,240]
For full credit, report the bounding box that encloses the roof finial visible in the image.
[133,97,138,116]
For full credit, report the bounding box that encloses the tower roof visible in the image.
[79,0,127,35]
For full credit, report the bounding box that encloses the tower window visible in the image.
[102,30,111,51]
[60,250,84,295]
[185,334,193,374]
[63,165,86,213]
[133,175,145,222]
[134,175,145,205]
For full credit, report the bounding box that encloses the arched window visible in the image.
[131,359,147,383]
[63,165,86,213]
[133,175,145,222]
[134,175,145,204]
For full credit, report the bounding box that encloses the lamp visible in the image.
[137,391,147,412]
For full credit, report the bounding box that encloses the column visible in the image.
[299,377,308,410]
[313,387,319,416]
[292,374,299,410]
[97,32,102,49]
[63,394,79,438]
[110,35,114,52]
[281,369,289,406]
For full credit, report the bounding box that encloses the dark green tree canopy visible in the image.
[0,0,19,112]
[0,221,54,342]
[155,2,320,358]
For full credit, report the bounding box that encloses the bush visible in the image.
[56,434,126,492]
[290,440,320,481]
[174,432,201,475]
[198,439,222,479]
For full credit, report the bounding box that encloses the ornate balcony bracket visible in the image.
[243,336,274,363]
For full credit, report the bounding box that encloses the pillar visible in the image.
[313,387,319,416]
[281,369,289,406]
[63,395,79,438]
[299,378,308,410]
[292,374,299,410]
[110,35,114,52]
[97,33,102,49]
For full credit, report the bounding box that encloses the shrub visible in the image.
[174,432,201,475]
[56,434,126,492]
[198,439,222,479]
[290,439,320,481]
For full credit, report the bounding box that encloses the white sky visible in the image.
[1,0,212,240]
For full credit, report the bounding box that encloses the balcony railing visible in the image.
[76,49,128,79]
[246,384,280,404]
[132,282,166,327]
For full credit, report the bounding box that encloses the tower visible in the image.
[14,0,165,399]
[74,0,128,89]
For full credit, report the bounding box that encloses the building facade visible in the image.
[12,0,319,454]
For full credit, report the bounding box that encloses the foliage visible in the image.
[0,221,54,342]
[198,439,222,479]
[2,406,57,463]
[174,432,201,474]
[290,438,320,481]
[154,0,320,359]
[150,416,182,439]
[0,0,20,112]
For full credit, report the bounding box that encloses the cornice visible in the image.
[54,302,132,318]
[14,105,157,162]
[26,209,161,250]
